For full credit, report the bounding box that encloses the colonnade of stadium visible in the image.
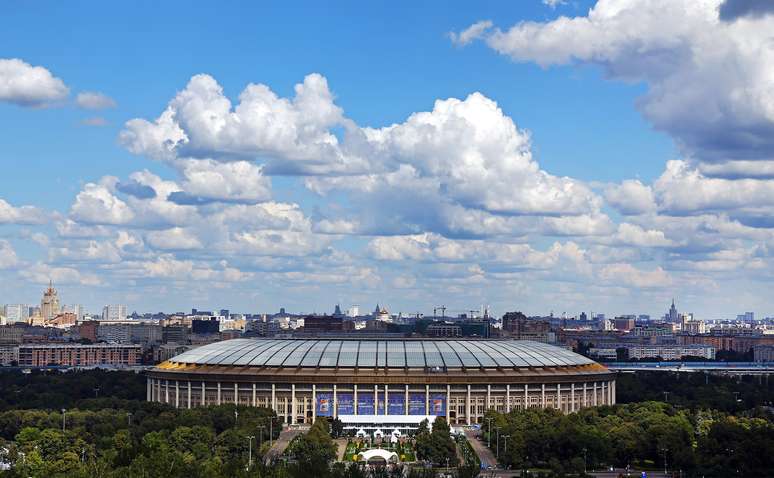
[147,338,616,425]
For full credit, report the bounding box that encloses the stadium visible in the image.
[147,338,615,426]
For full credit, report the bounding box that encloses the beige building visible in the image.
[40,281,61,322]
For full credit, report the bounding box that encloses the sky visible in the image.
[1,0,774,319]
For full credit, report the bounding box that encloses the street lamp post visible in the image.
[582,447,587,474]
[662,448,668,476]
[61,409,66,432]
[246,435,255,470]
[234,410,239,428]
[503,435,510,455]
[269,418,273,448]
[257,425,265,452]
[127,412,132,427]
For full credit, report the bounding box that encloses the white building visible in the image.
[4,304,29,324]
[628,345,715,360]
[102,304,128,321]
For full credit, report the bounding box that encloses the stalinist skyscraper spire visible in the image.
[40,279,61,321]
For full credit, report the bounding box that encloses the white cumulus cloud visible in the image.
[0,58,69,107]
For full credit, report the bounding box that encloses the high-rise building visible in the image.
[666,299,679,323]
[736,312,754,323]
[102,304,128,321]
[40,281,61,321]
[4,304,29,324]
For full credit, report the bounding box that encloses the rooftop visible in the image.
[166,338,594,369]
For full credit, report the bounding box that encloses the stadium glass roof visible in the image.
[169,339,594,369]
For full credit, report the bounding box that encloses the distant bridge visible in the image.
[603,361,774,375]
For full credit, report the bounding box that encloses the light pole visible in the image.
[503,435,510,455]
[663,391,669,403]
[246,435,255,470]
[257,425,265,452]
[269,418,273,448]
[662,448,668,476]
[127,412,132,427]
[61,409,66,432]
[234,410,239,428]
[582,447,587,474]
[94,386,100,398]
[486,417,493,449]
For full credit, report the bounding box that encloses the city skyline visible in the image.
[3,1,774,317]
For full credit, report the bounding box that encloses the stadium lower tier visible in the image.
[145,376,616,425]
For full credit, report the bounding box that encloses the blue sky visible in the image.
[1,0,773,319]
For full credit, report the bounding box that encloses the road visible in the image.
[463,429,497,470]
[264,428,301,464]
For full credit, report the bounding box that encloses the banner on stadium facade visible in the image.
[377,397,385,415]
[387,394,405,415]
[408,393,426,415]
[316,393,333,417]
[337,393,354,415]
[429,393,446,416]
[357,395,374,415]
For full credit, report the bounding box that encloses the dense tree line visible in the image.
[0,402,282,477]
[414,417,457,468]
[482,402,774,477]
[616,371,774,412]
[0,369,146,411]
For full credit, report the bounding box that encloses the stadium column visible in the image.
[187,381,192,409]
[333,384,337,419]
[556,383,560,411]
[466,384,471,425]
[252,383,256,407]
[175,381,179,408]
[608,381,613,404]
[354,384,358,416]
[404,385,409,415]
[486,384,491,411]
[445,384,450,423]
[373,385,378,415]
[234,383,238,405]
[612,380,616,404]
[146,377,151,401]
[384,384,388,415]
[165,380,169,404]
[582,383,587,408]
[506,384,511,413]
[312,384,316,423]
[291,384,297,425]
[271,384,276,414]
[217,382,222,406]
[570,383,575,412]
[541,384,545,408]
[524,384,528,409]
[593,382,597,406]
[201,382,205,407]
[425,385,429,415]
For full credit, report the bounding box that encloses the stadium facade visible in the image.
[147,338,615,425]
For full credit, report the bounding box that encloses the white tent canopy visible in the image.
[358,449,399,464]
